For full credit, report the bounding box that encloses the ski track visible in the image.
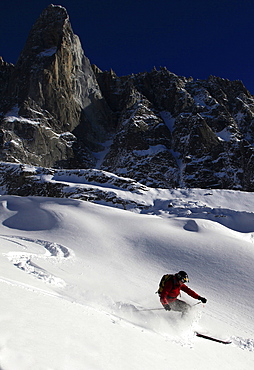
[0,235,73,287]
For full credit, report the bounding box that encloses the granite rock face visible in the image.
[0,4,113,168]
[1,5,254,191]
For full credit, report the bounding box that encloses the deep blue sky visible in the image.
[1,0,254,93]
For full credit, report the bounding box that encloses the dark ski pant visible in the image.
[168,299,191,316]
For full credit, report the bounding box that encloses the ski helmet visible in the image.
[176,271,189,283]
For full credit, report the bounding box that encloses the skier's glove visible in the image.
[198,296,207,304]
[164,304,171,311]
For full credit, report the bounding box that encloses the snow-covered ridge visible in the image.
[2,162,254,225]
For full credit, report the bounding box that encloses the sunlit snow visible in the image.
[0,185,253,369]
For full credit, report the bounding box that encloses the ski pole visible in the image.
[192,302,201,306]
[139,302,201,312]
[138,308,165,311]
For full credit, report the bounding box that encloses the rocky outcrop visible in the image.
[1,5,254,191]
[94,67,254,190]
[0,162,149,211]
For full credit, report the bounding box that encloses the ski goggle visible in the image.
[178,275,189,283]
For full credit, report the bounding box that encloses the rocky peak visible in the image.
[0,4,112,168]
[17,4,69,58]
[9,4,110,133]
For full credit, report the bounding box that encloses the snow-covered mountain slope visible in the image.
[0,188,253,369]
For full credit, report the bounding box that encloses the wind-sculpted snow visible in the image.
[1,196,60,231]
[143,198,254,233]
[2,163,254,236]
[2,163,254,235]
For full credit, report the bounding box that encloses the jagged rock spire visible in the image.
[0,4,112,168]
[17,4,70,58]
[10,4,111,134]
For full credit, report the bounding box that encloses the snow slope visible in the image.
[0,187,253,369]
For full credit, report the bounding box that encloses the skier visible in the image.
[159,271,207,315]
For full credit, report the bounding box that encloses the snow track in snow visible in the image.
[0,235,73,287]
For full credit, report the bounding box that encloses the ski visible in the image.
[195,332,232,345]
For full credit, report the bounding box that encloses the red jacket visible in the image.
[160,276,199,305]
